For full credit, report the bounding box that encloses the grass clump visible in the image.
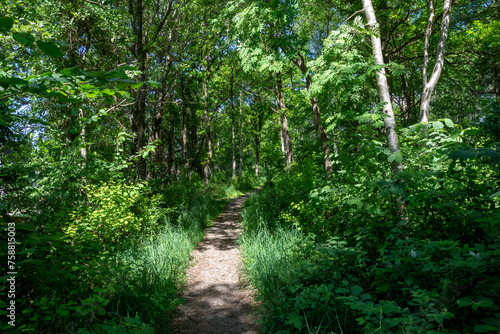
[112,224,194,328]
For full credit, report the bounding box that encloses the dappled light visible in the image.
[1,0,499,333]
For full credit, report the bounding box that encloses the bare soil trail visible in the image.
[171,193,260,334]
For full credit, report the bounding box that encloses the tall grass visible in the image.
[239,228,303,302]
[239,190,340,333]
[104,194,227,332]
[239,191,308,332]
[113,223,193,328]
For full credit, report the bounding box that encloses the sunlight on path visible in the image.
[171,194,260,334]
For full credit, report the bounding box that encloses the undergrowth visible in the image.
[239,122,500,333]
[0,176,235,333]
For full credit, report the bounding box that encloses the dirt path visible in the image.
[171,194,260,334]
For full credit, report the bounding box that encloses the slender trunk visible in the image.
[293,57,332,175]
[307,75,332,175]
[279,116,285,154]
[255,111,263,177]
[180,78,189,172]
[190,99,200,174]
[420,0,452,123]
[130,0,147,180]
[79,109,87,168]
[255,136,260,176]
[231,67,236,182]
[166,105,175,176]
[239,88,243,178]
[151,106,163,178]
[277,74,293,167]
[362,0,402,175]
[401,74,411,125]
[203,74,213,188]
[422,0,435,90]
[216,138,222,171]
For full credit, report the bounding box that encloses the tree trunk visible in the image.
[362,0,402,175]
[129,0,147,180]
[255,110,263,177]
[79,108,87,168]
[401,74,411,125]
[277,74,294,167]
[166,104,175,176]
[231,67,236,182]
[150,95,163,178]
[293,57,333,175]
[278,116,285,155]
[180,78,189,173]
[190,97,200,175]
[203,74,213,188]
[308,77,332,175]
[420,0,452,123]
[255,136,260,176]
[239,88,243,179]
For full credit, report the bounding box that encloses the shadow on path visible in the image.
[171,194,260,334]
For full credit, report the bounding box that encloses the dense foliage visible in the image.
[1,0,499,332]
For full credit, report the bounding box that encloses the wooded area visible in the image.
[1,0,499,332]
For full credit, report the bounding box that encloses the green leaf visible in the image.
[0,17,14,34]
[474,297,494,310]
[408,124,420,133]
[388,152,402,163]
[102,88,115,96]
[51,103,70,108]
[443,118,454,128]
[489,191,500,199]
[147,80,161,88]
[57,309,70,317]
[36,41,63,57]
[116,83,129,90]
[474,325,497,332]
[58,98,82,103]
[118,91,131,99]
[60,67,76,76]
[457,296,475,307]
[350,286,363,296]
[130,82,143,89]
[482,317,500,326]
[432,121,444,130]
[12,32,35,45]
[450,129,461,140]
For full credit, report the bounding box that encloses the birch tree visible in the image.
[420,0,452,123]
[362,0,402,175]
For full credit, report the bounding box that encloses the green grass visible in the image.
[97,194,228,333]
[112,223,194,329]
[239,226,306,331]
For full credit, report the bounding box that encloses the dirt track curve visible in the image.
[171,194,260,334]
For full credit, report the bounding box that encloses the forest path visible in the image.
[171,193,260,334]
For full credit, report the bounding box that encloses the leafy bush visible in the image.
[0,176,227,333]
[239,120,500,333]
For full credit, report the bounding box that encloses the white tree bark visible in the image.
[362,0,402,175]
[420,0,452,123]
